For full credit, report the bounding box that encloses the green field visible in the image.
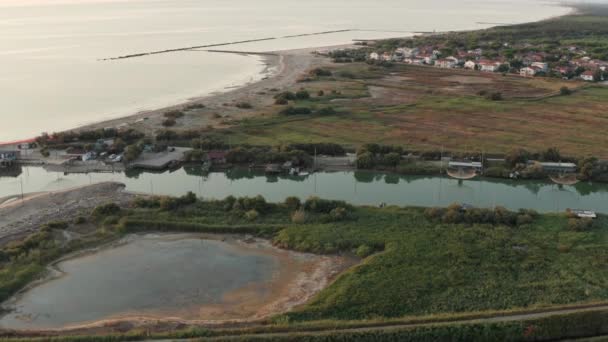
[112,198,608,320]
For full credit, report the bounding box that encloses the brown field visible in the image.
[223,62,608,158]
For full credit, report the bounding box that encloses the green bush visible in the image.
[279,106,312,116]
[91,203,121,217]
[284,196,302,211]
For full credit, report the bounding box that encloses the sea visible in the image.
[0,0,572,142]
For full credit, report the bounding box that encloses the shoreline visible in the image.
[0,2,578,144]
[0,231,357,334]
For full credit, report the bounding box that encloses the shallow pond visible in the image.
[0,234,300,330]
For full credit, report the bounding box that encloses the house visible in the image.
[581,71,595,82]
[464,60,477,70]
[416,53,436,65]
[391,52,404,62]
[478,60,501,72]
[531,62,549,72]
[520,66,541,77]
[0,150,19,168]
[435,58,457,68]
[369,52,380,60]
[396,47,418,58]
[206,151,227,164]
[381,52,392,61]
[554,66,573,76]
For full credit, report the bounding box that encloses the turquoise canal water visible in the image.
[2,166,608,213]
[0,234,280,330]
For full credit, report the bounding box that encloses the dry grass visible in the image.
[224,62,608,158]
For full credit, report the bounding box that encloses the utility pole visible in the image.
[20,178,24,202]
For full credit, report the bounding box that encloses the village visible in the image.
[368,43,608,82]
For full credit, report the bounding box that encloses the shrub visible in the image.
[330,207,348,221]
[244,209,260,221]
[163,110,184,119]
[284,196,301,211]
[291,209,308,224]
[235,102,253,109]
[560,86,572,95]
[274,91,296,101]
[355,244,374,258]
[304,197,350,214]
[487,92,503,101]
[162,118,176,127]
[274,97,289,105]
[46,221,69,229]
[317,90,325,96]
[309,68,332,77]
[568,218,594,231]
[316,106,337,115]
[295,89,310,100]
[92,203,121,217]
[74,216,87,225]
[279,106,312,116]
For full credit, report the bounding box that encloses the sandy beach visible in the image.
[70,45,354,138]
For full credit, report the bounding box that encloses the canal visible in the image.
[2,166,608,213]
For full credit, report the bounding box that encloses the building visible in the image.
[531,62,549,72]
[478,60,501,72]
[581,71,595,82]
[0,150,19,168]
[464,60,477,70]
[435,58,457,68]
[520,66,542,77]
[369,52,380,60]
[537,162,577,173]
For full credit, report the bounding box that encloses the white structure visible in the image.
[568,209,597,219]
[369,52,380,60]
[531,62,549,72]
[436,59,457,68]
[581,71,595,82]
[464,60,477,70]
[520,66,541,77]
[478,60,502,72]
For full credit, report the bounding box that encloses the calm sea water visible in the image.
[0,234,279,330]
[2,166,608,213]
[0,0,571,142]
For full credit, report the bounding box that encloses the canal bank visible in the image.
[2,166,608,214]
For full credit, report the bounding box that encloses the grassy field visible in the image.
[203,15,608,158]
[218,59,608,157]
[2,196,608,340]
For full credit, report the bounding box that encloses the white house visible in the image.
[369,52,380,60]
[520,66,540,77]
[478,60,501,72]
[396,47,419,58]
[531,62,549,72]
[464,60,477,70]
[581,71,595,82]
[436,59,457,68]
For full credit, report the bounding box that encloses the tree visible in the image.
[542,147,561,162]
[124,144,143,162]
[356,152,375,169]
[383,152,401,168]
[505,148,530,168]
[498,64,510,73]
[560,86,572,96]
